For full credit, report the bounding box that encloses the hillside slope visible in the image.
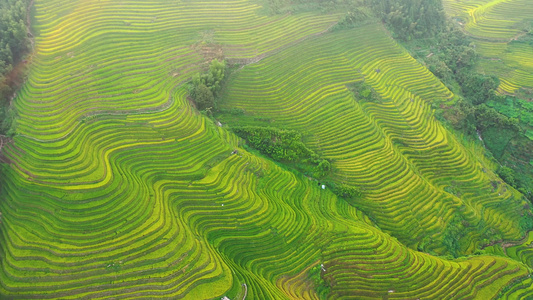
[443,0,533,94]
[218,23,528,256]
[0,0,532,298]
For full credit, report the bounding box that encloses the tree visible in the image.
[474,104,520,131]
[0,0,30,135]
[194,84,215,110]
[458,73,499,105]
[332,183,362,199]
[497,166,517,188]
[189,59,226,110]
[317,159,331,173]
[369,0,446,40]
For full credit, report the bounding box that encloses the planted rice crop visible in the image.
[218,24,526,255]
[1,0,532,298]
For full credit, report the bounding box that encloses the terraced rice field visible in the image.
[218,24,527,255]
[481,232,533,299]
[443,0,533,93]
[1,0,533,298]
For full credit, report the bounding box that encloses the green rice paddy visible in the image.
[1,0,532,298]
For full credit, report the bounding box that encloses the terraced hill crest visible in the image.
[1,0,533,299]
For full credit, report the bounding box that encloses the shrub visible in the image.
[189,59,226,110]
[232,126,315,162]
[349,80,381,102]
[308,265,331,300]
[315,159,331,177]
[331,183,362,199]
[497,166,517,188]
[193,83,215,110]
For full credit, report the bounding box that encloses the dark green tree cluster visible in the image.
[442,214,466,258]
[233,126,317,162]
[367,0,446,40]
[331,7,371,30]
[0,0,28,73]
[430,27,501,105]
[434,27,477,70]
[232,125,331,177]
[349,80,381,102]
[0,0,30,136]
[442,212,505,258]
[494,165,532,201]
[474,105,520,132]
[497,166,517,188]
[410,24,532,200]
[457,73,499,105]
[308,264,331,300]
[189,59,226,110]
[330,182,362,199]
[421,27,517,130]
